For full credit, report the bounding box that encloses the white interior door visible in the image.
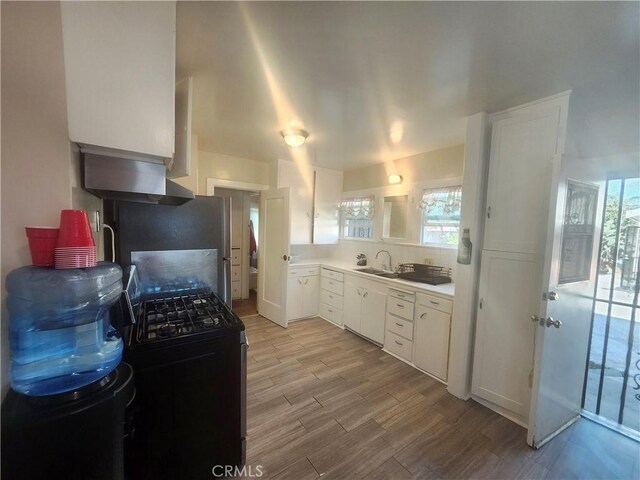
[528,154,605,447]
[257,188,290,327]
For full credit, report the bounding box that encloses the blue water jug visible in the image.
[6,262,124,396]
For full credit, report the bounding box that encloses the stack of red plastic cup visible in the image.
[25,227,60,267]
[54,210,97,269]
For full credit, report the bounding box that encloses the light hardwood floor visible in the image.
[242,315,639,480]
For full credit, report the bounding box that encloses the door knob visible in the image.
[543,291,559,301]
[545,317,562,328]
[282,254,291,261]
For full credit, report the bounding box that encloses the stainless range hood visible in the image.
[83,153,195,205]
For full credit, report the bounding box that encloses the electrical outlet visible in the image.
[424,257,434,265]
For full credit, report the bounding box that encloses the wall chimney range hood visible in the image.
[83,153,195,206]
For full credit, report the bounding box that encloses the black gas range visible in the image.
[123,285,246,480]
[128,290,243,344]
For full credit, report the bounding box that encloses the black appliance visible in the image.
[1,362,135,480]
[104,196,232,304]
[108,198,247,480]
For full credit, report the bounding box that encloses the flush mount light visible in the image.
[388,174,403,185]
[280,129,309,148]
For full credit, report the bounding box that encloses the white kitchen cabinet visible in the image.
[286,268,320,321]
[343,282,362,332]
[483,106,562,255]
[278,160,314,244]
[319,268,344,327]
[473,94,569,424]
[472,250,538,419]
[61,2,176,160]
[414,304,451,382]
[277,160,343,245]
[168,76,193,178]
[312,167,343,244]
[343,275,386,344]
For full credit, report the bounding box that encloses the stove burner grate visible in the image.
[136,291,227,342]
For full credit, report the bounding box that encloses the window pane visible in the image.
[421,186,462,245]
[341,196,374,239]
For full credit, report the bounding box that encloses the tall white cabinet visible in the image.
[277,160,343,245]
[471,93,570,425]
[60,1,176,159]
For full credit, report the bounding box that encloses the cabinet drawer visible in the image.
[321,277,343,295]
[388,288,415,303]
[384,331,413,361]
[231,281,241,299]
[232,266,241,282]
[319,302,343,326]
[320,289,343,310]
[387,297,414,321]
[231,249,241,266]
[321,268,344,282]
[386,313,414,340]
[417,293,453,314]
[289,266,320,277]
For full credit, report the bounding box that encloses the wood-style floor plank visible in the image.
[241,315,639,479]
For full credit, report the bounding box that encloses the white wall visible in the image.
[1,2,102,398]
[198,150,270,195]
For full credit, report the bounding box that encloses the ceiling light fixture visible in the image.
[388,173,403,185]
[280,128,309,148]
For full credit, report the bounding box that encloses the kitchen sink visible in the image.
[353,267,385,274]
[375,272,399,279]
[353,267,398,279]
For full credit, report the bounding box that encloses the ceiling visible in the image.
[176,1,639,170]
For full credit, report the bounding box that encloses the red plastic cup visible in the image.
[57,210,95,248]
[25,227,59,267]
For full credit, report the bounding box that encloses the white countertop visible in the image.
[290,258,455,298]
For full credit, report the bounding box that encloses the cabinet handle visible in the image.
[329,294,334,299]
[395,322,403,327]
[397,294,405,298]
[395,340,403,346]
[304,279,308,285]
[328,309,333,313]
[396,303,405,308]
[420,312,427,319]
[487,206,491,219]
[363,292,368,298]
[298,279,302,285]
[430,301,440,306]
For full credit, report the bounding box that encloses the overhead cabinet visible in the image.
[61,1,176,160]
[277,160,343,245]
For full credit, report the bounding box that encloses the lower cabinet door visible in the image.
[286,277,303,320]
[301,275,320,318]
[471,250,538,418]
[413,306,450,381]
[343,282,361,332]
[360,289,386,344]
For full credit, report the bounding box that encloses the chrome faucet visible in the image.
[375,250,392,271]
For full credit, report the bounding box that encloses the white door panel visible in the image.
[484,108,560,254]
[343,283,361,332]
[528,155,604,447]
[258,188,290,327]
[360,289,386,344]
[414,306,451,381]
[301,275,320,318]
[472,250,538,418]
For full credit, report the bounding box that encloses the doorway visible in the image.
[209,185,261,318]
[582,177,640,437]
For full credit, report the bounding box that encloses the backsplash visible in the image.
[335,239,457,281]
[290,244,338,261]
